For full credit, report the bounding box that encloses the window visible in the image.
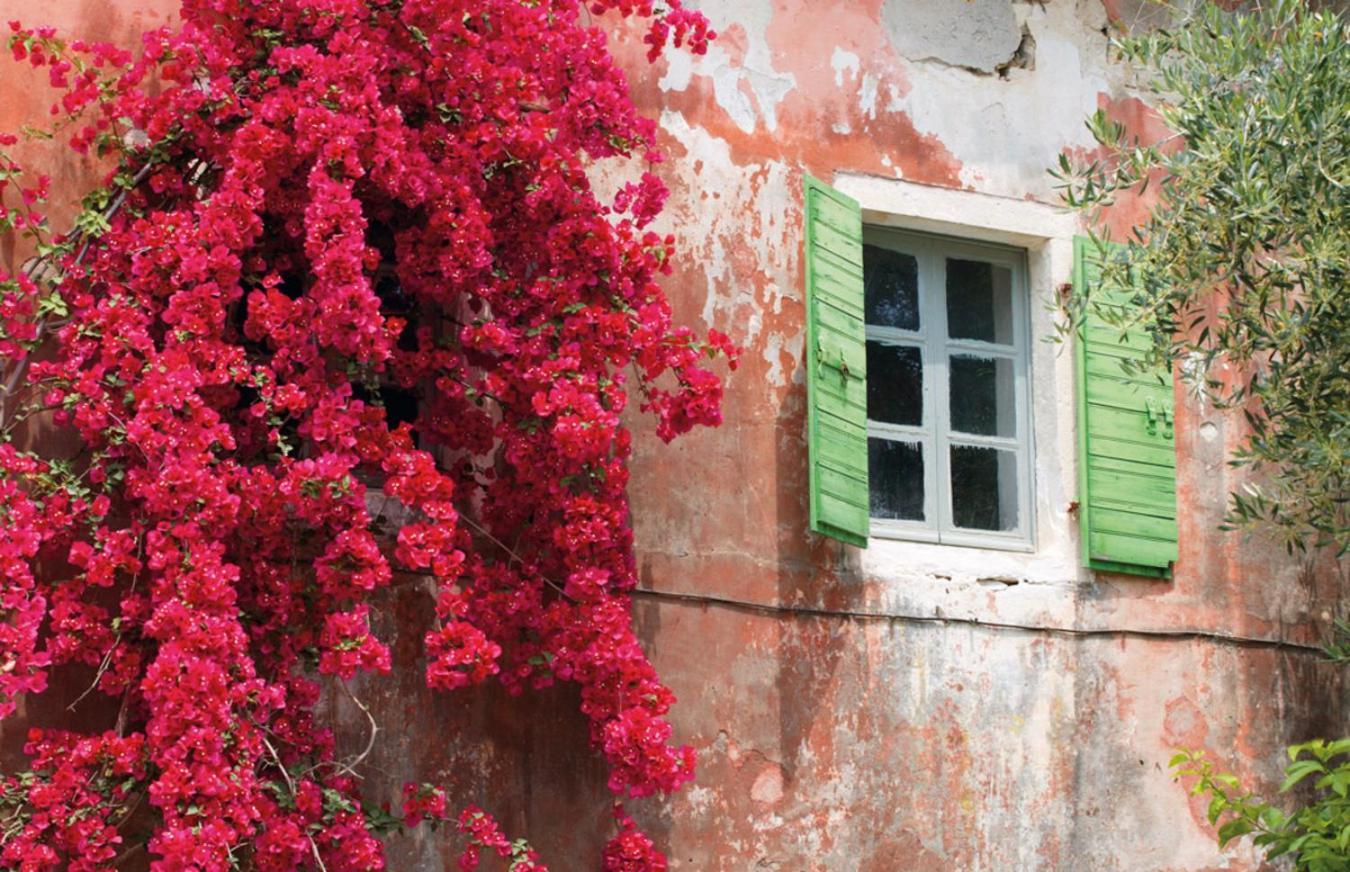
[862,229,1033,548]
[803,175,1177,575]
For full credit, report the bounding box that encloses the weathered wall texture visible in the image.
[360,1,1349,868]
[2,1,1346,870]
[531,2,1347,869]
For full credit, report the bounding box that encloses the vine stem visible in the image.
[0,158,159,430]
[262,735,330,872]
[325,679,380,781]
[458,513,574,602]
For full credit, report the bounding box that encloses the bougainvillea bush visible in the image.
[0,0,734,867]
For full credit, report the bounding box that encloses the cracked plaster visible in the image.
[881,0,1024,74]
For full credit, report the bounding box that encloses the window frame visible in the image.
[863,227,1036,551]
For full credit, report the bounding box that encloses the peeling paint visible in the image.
[830,47,860,87]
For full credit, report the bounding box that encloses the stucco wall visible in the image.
[535,2,1346,868]
[1,1,1345,870]
[359,1,1347,868]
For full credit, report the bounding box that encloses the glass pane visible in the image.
[948,354,1016,438]
[950,445,1019,532]
[863,244,919,331]
[947,258,1014,344]
[866,342,922,427]
[869,438,925,521]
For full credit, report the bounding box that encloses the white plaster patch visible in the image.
[859,72,880,119]
[750,763,785,804]
[831,47,860,87]
[682,784,717,814]
[659,48,695,93]
[711,61,760,133]
[656,111,798,386]
[885,82,906,112]
[887,4,1125,200]
[654,0,797,134]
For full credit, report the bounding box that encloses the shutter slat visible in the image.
[1090,531,1178,569]
[1083,323,1155,353]
[1074,236,1178,577]
[1090,508,1178,540]
[1084,353,1169,384]
[806,175,869,547]
[1085,375,1172,412]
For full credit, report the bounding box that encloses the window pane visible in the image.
[869,438,925,521]
[863,244,919,330]
[866,342,923,427]
[949,353,1016,438]
[947,258,1014,344]
[950,445,1019,532]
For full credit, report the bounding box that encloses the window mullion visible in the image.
[868,421,930,441]
[866,325,925,345]
[921,245,948,538]
[1013,254,1033,543]
[944,338,1017,357]
[945,432,1021,451]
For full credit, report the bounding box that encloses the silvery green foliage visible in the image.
[1054,0,1348,554]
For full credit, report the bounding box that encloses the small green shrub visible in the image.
[1172,739,1350,870]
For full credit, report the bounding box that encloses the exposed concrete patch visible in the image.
[750,763,786,805]
[881,0,1024,75]
[995,24,1038,78]
[890,2,1113,197]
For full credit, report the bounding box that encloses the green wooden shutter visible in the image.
[1074,236,1178,578]
[804,175,868,547]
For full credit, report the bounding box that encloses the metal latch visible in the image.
[1145,398,1174,439]
[816,344,852,377]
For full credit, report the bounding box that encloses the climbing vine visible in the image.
[0,0,732,868]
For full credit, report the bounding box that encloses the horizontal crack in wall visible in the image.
[632,587,1328,654]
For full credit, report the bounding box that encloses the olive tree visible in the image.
[1056,0,1348,554]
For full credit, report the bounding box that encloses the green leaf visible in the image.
[1217,818,1254,847]
[1280,759,1326,793]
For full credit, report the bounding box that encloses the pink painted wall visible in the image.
[2,2,1344,870]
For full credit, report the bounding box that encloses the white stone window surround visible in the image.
[832,173,1084,586]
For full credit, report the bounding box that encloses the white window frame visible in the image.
[864,228,1035,551]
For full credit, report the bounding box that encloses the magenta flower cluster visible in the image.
[0,0,732,868]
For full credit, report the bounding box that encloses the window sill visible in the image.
[861,532,1081,591]
[870,522,1034,553]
